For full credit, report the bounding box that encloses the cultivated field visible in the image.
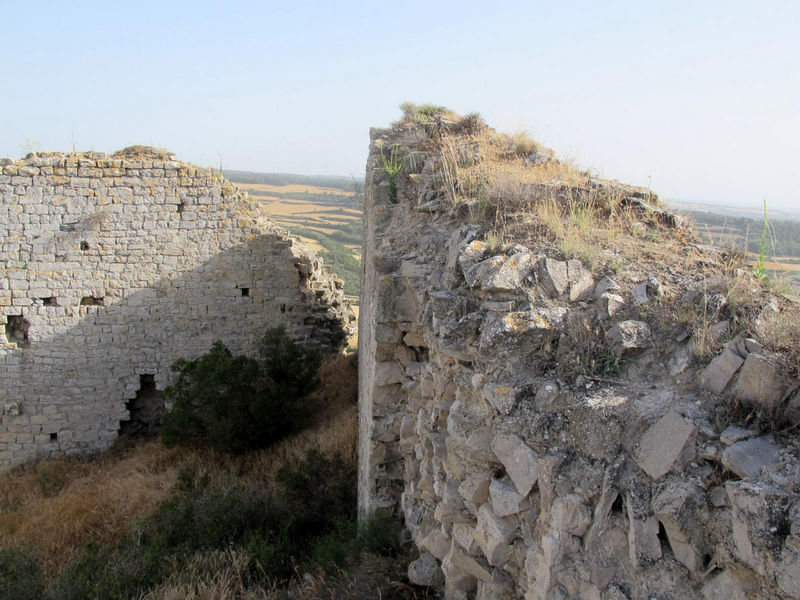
[225,172,363,299]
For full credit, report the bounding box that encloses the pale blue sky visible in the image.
[1,1,798,210]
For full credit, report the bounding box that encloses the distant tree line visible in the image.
[689,211,800,257]
[224,170,354,192]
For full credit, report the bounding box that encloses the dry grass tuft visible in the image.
[0,440,183,572]
[504,129,540,157]
[112,145,173,160]
[0,353,359,574]
[138,549,276,600]
[139,548,432,600]
[755,301,800,377]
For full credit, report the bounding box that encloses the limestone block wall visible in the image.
[358,124,799,599]
[0,149,354,469]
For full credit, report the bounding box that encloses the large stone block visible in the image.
[491,433,540,496]
[651,481,708,574]
[489,477,526,517]
[735,353,788,407]
[633,411,696,480]
[408,552,445,587]
[567,259,595,302]
[474,503,516,565]
[625,488,661,567]
[699,349,744,394]
[442,544,491,592]
[726,481,794,575]
[721,436,782,479]
[538,257,569,298]
[701,568,755,600]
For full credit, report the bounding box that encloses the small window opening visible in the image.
[80,241,90,251]
[50,432,58,441]
[119,374,165,438]
[280,303,286,313]
[657,521,671,556]
[80,296,104,306]
[42,297,57,306]
[611,493,624,513]
[177,201,185,214]
[5,315,30,347]
[240,287,250,297]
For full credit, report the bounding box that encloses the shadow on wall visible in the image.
[0,235,351,468]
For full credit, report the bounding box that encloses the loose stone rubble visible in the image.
[0,149,354,468]
[358,122,799,599]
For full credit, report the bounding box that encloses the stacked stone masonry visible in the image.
[0,149,354,469]
[358,125,799,599]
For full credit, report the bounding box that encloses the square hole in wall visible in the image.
[50,432,58,441]
[41,297,57,306]
[4,315,30,347]
[80,296,104,306]
[80,241,90,251]
[240,287,250,297]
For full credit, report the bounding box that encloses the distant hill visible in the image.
[223,170,354,192]
[666,198,800,287]
[666,198,800,222]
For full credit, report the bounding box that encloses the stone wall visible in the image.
[358,123,799,599]
[0,149,354,469]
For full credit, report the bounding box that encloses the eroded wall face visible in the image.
[0,152,354,469]
[358,127,799,599]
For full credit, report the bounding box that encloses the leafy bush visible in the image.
[0,547,46,600]
[360,512,402,557]
[276,447,357,539]
[161,327,320,454]
[50,543,163,600]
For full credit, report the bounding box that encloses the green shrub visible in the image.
[161,327,320,454]
[0,547,46,600]
[360,512,402,557]
[145,482,276,552]
[379,144,405,204]
[276,447,357,538]
[51,543,163,600]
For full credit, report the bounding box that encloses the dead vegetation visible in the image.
[112,145,174,160]
[393,104,800,410]
[0,353,358,575]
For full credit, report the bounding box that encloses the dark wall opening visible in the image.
[119,374,165,438]
[4,315,30,347]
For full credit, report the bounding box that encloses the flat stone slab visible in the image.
[491,433,539,495]
[722,436,783,479]
[634,411,696,479]
[735,353,788,407]
[699,349,744,394]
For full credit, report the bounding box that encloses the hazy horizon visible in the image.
[2,1,797,212]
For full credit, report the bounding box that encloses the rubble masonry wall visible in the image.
[358,125,799,599]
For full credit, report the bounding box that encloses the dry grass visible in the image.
[112,145,173,160]
[138,548,431,600]
[0,353,358,574]
[755,300,800,377]
[0,440,182,572]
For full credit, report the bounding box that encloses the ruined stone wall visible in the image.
[0,150,354,469]
[358,124,799,599]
